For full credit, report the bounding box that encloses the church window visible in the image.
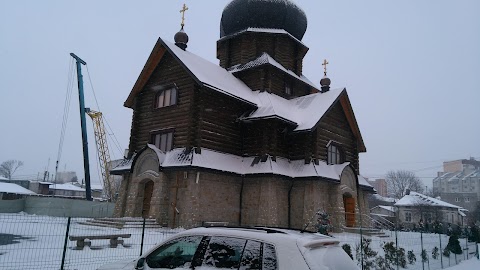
[284,80,292,95]
[151,130,174,152]
[155,87,177,108]
[327,142,344,165]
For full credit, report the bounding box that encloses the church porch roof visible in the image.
[111,146,373,190]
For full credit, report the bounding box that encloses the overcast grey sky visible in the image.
[1,0,479,188]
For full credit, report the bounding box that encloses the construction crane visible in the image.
[85,108,115,201]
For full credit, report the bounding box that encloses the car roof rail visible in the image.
[200,225,288,234]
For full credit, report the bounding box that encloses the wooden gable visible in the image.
[307,90,366,153]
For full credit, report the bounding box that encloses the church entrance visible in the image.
[343,195,356,227]
[142,181,154,218]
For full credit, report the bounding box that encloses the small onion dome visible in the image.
[220,0,308,40]
[174,27,189,50]
[320,76,331,92]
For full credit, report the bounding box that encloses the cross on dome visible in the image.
[180,3,189,28]
[322,59,329,76]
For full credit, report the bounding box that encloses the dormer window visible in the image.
[327,142,344,165]
[154,86,177,108]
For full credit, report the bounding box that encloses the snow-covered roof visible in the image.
[241,88,345,131]
[395,191,463,209]
[0,182,36,195]
[112,146,373,189]
[162,147,351,180]
[49,183,85,192]
[378,205,395,212]
[228,53,318,90]
[110,157,135,174]
[373,194,397,203]
[124,36,364,151]
[162,39,259,106]
[90,184,103,191]
[357,175,374,189]
[433,169,480,183]
[0,176,8,180]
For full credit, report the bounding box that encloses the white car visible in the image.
[98,227,358,270]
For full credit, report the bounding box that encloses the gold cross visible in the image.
[180,3,189,28]
[322,59,329,76]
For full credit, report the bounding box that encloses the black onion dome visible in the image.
[320,76,331,87]
[174,28,189,44]
[220,0,308,40]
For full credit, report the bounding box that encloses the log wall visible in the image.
[315,102,359,172]
[217,33,305,75]
[128,53,196,154]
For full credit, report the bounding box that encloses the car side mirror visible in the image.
[135,258,145,270]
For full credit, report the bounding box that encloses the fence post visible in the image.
[360,229,364,270]
[395,229,399,270]
[60,217,71,270]
[439,234,443,269]
[140,218,146,256]
[421,231,425,270]
[465,237,468,260]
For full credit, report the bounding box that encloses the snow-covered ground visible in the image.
[332,230,478,270]
[443,258,480,269]
[0,213,478,270]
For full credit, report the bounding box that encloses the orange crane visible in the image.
[85,109,115,201]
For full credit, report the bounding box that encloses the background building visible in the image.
[433,158,480,212]
[367,178,387,197]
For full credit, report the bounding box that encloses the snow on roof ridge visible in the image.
[242,87,345,131]
[228,52,318,90]
[396,191,463,209]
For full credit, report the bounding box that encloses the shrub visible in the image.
[446,234,462,255]
[382,241,406,268]
[432,246,439,259]
[355,238,377,270]
[421,249,428,263]
[407,250,416,264]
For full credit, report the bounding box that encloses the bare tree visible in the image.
[413,202,444,227]
[0,160,24,179]
[386,170,423,199]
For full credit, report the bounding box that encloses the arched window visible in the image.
[327,142,344,165]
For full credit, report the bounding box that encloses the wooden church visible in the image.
[112,0,374,229]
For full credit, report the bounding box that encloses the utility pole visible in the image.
[70,53,92,201]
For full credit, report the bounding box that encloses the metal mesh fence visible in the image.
[0,213,182,270]
[325,211,479,270]
[0,212,478,269]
